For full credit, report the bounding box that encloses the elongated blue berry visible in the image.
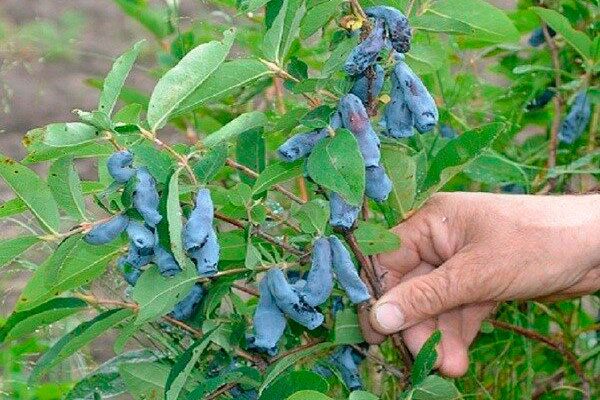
[107,150,136,183]
[278,113,342,162]
[250,276,287,353]
[117,256,143,286]
[133,167,162,227]
[301,237,334,307]
[339,94,381,167]
[528,26,555,47]
[182,189,214,252]
[267,268,324,330]
[152,244,181,277]
[170,284,204,321]
[189,229,219,277]
[393,59,438,133]
[84,214,129,245]
[365,165,392,203]
[126,220,155,255]
[350,64,385,105]
[381,69,414,138]
[559,90,591,144]
[329,235,370,304]
[440,124,458,139]
[527,88,555,111]
[344,18,386,76]
[331,346,363,391]
[329,192,360,231]
[365,6,411,53]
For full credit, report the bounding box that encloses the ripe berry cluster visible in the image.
[84,150,220,321]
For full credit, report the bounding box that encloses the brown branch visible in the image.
[350,344,404,379]
[206,382,238,400]
[269,339,324,363]
[489,319,590,400]
[542,23,563,192]
[232,282,260,297]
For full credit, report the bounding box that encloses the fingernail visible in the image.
[373,302,404,332]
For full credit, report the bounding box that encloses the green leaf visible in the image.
[323,35,359,76]
[531,7,592,61]
[112,0,173,39]
[0,198,28,219]
[406,42,445,75]
[334,308,364,345]
[114,103,143,125]
[119,361,171,398]
[0,297,86,343]
[0,235,40,270]
[262,0,306,64]
[286,391,333,400]
[193,143,228,183]
[306,129,365,207]
[48,156,86,221]
[34,122,102,148]
[22,129,113,164]
[300,0,343,39]
[294,199,329,234]
[185,367,260,399]
[239,0,272,12]
[16,236,123,311]
[147,29,236,131]
[301,105,336,129]
[354,222,400,255]
[349,391,379,400]
[130,142,174,184]
[464,150,529,188]
[428,0,519,43]
[416,123,504,205]
[253,160,303,196]
[99,40,144,116]
[381,146,416,221]
[236,128,266,186]
[164,168,191,270]
[411,12,474,34]
[0,155,60,234]
[411,375,460,400]
[261,342,335,395]
[173,59,271,117]
[203,112,268,148]
[132,265,197,325]
[260,370,329,400]
[411,330,442,385]
[65,350,159,400]
[74,110,114,131]
[30,308,133,382]
[164,329,217,400]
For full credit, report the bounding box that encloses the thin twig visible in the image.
[489,319,590,400]
[232,282,260,297]
[206,382,237,400]
[350,344,404,379]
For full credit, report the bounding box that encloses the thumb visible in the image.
[369,259,472,334]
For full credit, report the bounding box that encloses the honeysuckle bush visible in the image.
[0,0,599,399]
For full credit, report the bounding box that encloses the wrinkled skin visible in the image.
[266,268,324,330]
[344,18,386,76]
[133,167,162,227]
[381,68,414,138]
[558,90,591,144]
[329,192,361,231]
[350,64,385,105]
[183,188,214,252]
[107,150,136,183]
[189,229,220,277]
[152,244,181,277]
[250,276,287,353]
[170,284,204,321]
[364,165,392,203]
[365,6,411,53]
[329,235,371,304]
[339,94,381,167]
[393,59,438,133]
[363,192,600,377]
[300,236,334,307]
[126,220,155,255]
[84,214,129,245]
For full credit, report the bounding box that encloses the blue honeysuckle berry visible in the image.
[249,275,287,354]
[300,236,334,307]
[344,18,387,76]
[528,26,555,47]
[182,188,214,252]
[339,94,381,167]
[170,283,204,321]
[350,64,385,106]
[365,6,411,53]
[188,229,220,277]
[329,235,371,304]
[278,112,342,162]
[526,88,555,111]
[133,167,162,227]
[117,255,143,286]
[126,220,155,255]
[107,150,136,183]
[329,192,360,232]
[365,165,392,203]
[83,214,129,245]
[558,90,591,144]
[266,268,324,330]
[152,244,181,277]
[330,346,363,391]
[381,68,414,138]
[393,58,438,133]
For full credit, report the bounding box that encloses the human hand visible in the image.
[364,192,600,376]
